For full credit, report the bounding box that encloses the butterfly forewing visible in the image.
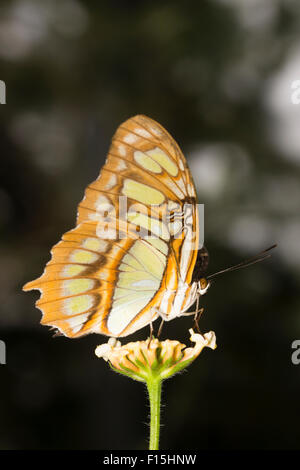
[23,115,199,337]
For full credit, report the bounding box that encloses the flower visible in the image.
[95,329,217,450]
[95,329,217,382]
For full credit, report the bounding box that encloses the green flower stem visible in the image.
[146,377,162,450]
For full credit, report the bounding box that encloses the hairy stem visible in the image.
[146,377,162,450]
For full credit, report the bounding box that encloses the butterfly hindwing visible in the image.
[23,220,170,337]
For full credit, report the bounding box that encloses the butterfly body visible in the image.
[23,115,209,338]
[155,281,198,319]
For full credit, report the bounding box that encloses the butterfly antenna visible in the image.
[207,244,277,281]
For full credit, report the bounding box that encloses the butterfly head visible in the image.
[197,277,210,296]
[192,246,210,296]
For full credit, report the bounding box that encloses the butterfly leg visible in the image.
[148,321,154,348]
[157,319,164,338]
[179,301,204,333]
[193,297,204,334]
[150,306,170,322]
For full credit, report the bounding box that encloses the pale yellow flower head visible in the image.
[95,329,217,382]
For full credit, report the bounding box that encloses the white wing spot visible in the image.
[96,225,116,239]
[134,127,152,138]
[105,173,117,190]
[116,159,127,171]
[82,238,108,252]
[118,144,127,157]
[148,125,163,137]
[187,183,196,197]
[124,133,138,144]
[95,195,113,212]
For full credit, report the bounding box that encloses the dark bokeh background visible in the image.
[1,0,300,450]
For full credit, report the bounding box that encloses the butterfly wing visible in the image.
[23,115,199,337]
[77,115,195,224]
[23,220,168,337]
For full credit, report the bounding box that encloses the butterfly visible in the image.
[23,115,210,337]
[23,115,275,338]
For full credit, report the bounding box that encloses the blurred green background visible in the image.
[0,0,300,450]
